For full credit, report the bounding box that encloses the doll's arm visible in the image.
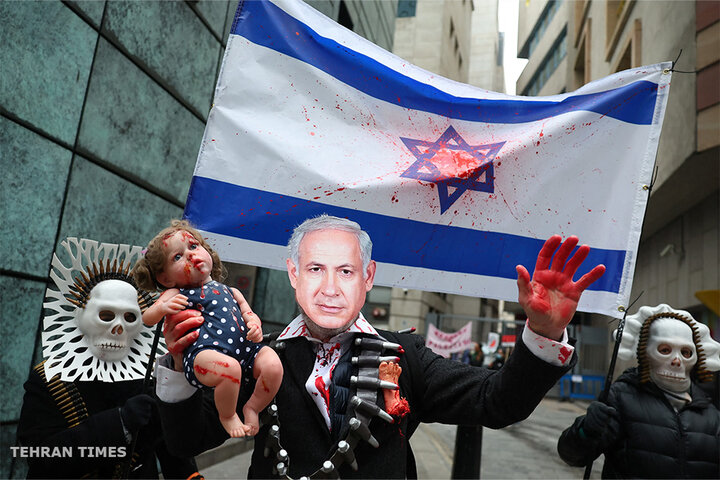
[143,289,187,326]
[231,287,263,342]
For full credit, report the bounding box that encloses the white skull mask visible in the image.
[647,318,697,393]
[75,280,143,362]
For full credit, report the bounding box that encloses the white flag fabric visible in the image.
[185,0,671,318]
[425,322,474,358]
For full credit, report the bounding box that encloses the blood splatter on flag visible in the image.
[184,0,671,318]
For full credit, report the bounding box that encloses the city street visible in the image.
[200,398,604,479]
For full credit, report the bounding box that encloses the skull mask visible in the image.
[647,318,697,393]
[75,279,143,362]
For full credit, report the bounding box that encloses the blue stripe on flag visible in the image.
[231,0,659,125]
[185,176,624,293]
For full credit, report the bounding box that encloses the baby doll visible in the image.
[133,220,283,437]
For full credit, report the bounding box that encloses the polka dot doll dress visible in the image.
[180,281,263,388]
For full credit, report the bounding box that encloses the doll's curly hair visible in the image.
[636,311,713,384]
[132,219,226,291]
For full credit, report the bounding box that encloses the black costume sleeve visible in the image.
[156,389,225,457]
[556,384,621,468]
[395,332,575,428]
[16,368,129,476]
[556,414,604,467]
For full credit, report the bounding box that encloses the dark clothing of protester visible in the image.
[557,368,720,479]
[489,353,505,370]
[17,362,198,479]
[697,370,720,409]
[159,329,574,478]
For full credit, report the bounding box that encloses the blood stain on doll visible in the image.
[221,373,241,384]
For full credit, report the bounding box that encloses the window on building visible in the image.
[338,0,353,31]
[519,0,562,59]
[573,0,590,43]
[397,0,417,18]
[573,19,591,89]
[612,19,642,73]
[605,0,634,60]
[615,41,632,72]
[522,27,567,96]
[497,32,504,66]
[606,0,625,44]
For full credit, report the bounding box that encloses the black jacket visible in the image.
[159,329,573,478]
[17,363,198,479]
[557,368,720,479]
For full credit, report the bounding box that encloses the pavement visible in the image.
[195,398,604,479]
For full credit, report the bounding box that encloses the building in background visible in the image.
[393,0,505,88]
[0,1,396,477]
[389,0,511,348]
[516,0,720,377]
[247,0,400,333]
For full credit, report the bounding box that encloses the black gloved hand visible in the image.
[120,394,156,433]
[581,401,619,450]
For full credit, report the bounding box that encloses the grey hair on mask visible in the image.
[288,215,373,276]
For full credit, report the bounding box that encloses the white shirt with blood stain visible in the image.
[278,314,379,430]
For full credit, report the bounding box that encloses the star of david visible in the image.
[400,126,505,214]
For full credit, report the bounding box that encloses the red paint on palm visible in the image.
[517,235,605,339]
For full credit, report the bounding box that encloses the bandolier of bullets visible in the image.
[34,361,141,478]
[263,335,405,479]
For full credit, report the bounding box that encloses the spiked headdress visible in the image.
[42,237,165,382]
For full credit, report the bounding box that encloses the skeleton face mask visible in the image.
[647,318,697,393]
[75,280,143,362]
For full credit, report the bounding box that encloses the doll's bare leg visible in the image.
[243,347,284,436]
[193,350,246,437]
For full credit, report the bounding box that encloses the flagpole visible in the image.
[582,293,642,479]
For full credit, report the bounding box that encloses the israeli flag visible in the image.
[185,0,671,318]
